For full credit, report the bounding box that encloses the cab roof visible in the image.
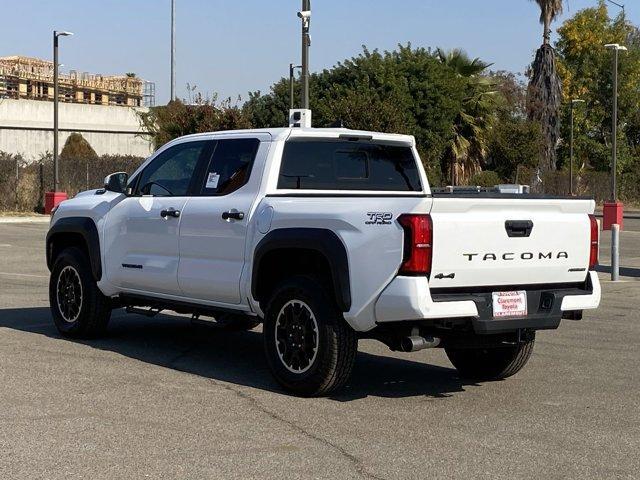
[178,127,416,146]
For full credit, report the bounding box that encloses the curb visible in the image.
[594,212,640,220]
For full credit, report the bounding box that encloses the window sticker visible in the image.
[206,172,220,189]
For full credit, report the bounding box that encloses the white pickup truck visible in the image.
[46,127,601,396]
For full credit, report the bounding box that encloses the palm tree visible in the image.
[527,0,564,173]
[533,0,564,45]
[437,49,500,185]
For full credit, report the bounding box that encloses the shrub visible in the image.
[0,152,24,211]
[470,170,503,187]
[60,133,98,161]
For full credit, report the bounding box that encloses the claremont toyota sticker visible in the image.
[492,291,528,318]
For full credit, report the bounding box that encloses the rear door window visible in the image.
[198,138,260,196]
[278,140,422,191]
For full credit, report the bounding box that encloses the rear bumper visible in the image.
[374,271,601,334]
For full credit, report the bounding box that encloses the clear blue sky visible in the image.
[1,0,636,105]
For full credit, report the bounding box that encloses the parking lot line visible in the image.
[0,271,48,279]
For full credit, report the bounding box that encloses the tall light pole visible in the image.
[53,30,73,193]
[170,0,176,102]
[605,43,627,202]
[569,99,585,196]
[298,0,311,110]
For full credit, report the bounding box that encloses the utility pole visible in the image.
[171,0,176,102]
[299,0,311,110]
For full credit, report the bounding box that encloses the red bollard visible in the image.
[602,201,624,231]
[44,191,68,214]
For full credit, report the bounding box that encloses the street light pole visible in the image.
[53,32,58,192]
[299,0,311,110]
[53,30,73,193]
[612,46,618,202]
[605,43,627,202]
[605,0,625,15]
[171,0,176,102]
[569,99,585,196]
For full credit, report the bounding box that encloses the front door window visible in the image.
[137,141,207,197]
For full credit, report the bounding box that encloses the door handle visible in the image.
[222,210,245,221]
[160,208,181,219]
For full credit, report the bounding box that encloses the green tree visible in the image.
[485,72,543,182]
[527,0,564,173]
[140,94,252,150]
[243,45,468,173]
[436,48,501,185]
[555,1,640,175]
[487,118,542,181]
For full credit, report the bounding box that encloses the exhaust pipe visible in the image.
[400,335,441,352]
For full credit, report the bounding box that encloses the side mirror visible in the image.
[104,172,128,194]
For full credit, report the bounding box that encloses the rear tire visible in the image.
[445,334,535,381]
[49,247,111,338]
[263,275,357,397]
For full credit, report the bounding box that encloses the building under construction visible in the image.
[0,56,155,107]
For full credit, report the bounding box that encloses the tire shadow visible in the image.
[0,307,474,400]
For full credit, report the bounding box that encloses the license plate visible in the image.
[492,291,528,318]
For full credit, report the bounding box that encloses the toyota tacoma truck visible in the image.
[46,127,601,396]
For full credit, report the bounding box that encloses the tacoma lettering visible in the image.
[463,252,569,261]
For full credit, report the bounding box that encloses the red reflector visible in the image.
[398,214,433,276]
[589,214,599,270]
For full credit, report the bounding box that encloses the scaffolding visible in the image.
[143,81,156,107]
[0,56,146,107]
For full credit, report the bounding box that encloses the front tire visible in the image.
[263,276,357,397]
[445,334,535,381]
[49,247,111,338]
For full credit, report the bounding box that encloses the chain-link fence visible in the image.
[0,153,145,213]
[1,151,638,212]
[518,167,639,204]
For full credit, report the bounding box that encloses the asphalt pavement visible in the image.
[0,221,639,479]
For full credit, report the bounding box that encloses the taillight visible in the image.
[589,214,599,270]
[398,214,433,276]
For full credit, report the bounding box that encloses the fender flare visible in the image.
[46,217,102,281]
[252,228,351,312]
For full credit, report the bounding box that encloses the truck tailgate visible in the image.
[428,197,596,289]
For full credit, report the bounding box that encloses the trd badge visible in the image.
[366,212,393,225]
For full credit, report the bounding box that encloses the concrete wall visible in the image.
[0,99,154,161]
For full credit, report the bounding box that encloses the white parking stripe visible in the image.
[0,272,48,279]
